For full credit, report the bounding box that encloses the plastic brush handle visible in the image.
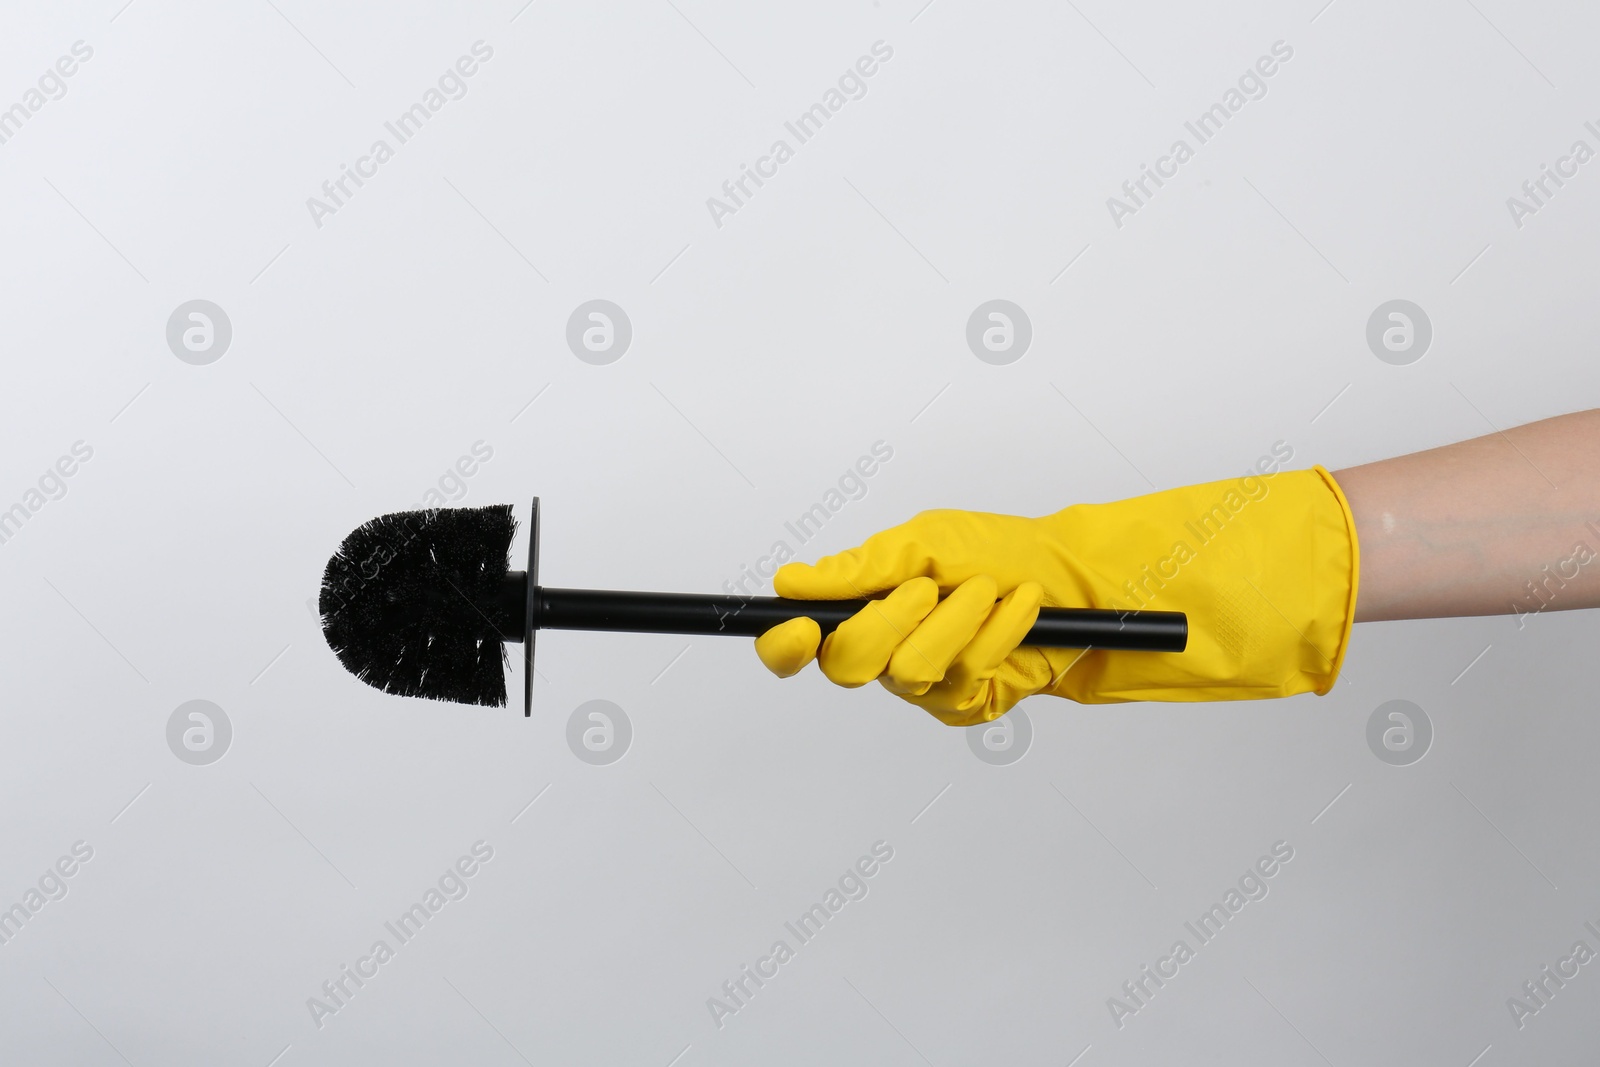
[536,587,1187,652]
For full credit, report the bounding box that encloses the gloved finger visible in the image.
[774,511,987,600]
[773,536,909,601]
[943,580,1044,689]
[882,574,999,697]
[905,581,1044,725]
[817,577,939,687]
[754,616,821,678]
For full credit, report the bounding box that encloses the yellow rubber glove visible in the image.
[754,466,1359,726]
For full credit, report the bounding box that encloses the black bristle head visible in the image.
[319,504,518,707]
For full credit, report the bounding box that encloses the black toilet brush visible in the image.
[318,498,1188,714]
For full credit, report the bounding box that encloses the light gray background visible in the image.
[2,0,1598,1063]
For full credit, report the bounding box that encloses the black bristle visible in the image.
[319,504,518,707]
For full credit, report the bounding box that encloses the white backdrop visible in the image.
[3,1,1599,1063]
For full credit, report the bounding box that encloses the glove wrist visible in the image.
[1031,466,1360,703]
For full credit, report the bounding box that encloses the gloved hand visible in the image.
[754,466,1359,726]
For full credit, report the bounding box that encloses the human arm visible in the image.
[755,408,1600,724]
[1334,408,1600,622]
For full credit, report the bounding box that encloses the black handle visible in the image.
[536,587,1187,652]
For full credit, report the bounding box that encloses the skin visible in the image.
[1333,407,1600,622]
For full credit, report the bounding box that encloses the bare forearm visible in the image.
[1332,408,1600,622]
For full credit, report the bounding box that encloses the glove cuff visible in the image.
[1038,465,1360,702]
[1309,464,1361,694]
